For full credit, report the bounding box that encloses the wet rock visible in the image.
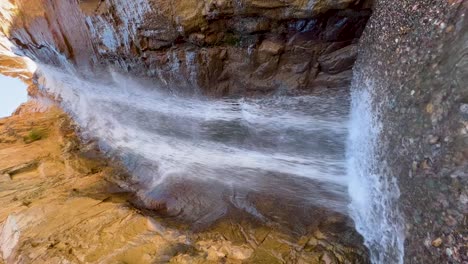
[189,33,206,46]
[253,58,280,78]
[2,0,372,96]
[228,17,271,34]
[348,0,468,262]
[258,40,284,56]
[311,69,353,88]
[148,39,172,50]
[323,10,371,41]
[318,44,358,74]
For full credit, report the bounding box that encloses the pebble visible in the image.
[428,135,439,144]
[426,103,434,114]
[460,104,468,119]
[446,25,454,32]
[432,237,443,247]
[460,193,468,204]
[445,216,457,226]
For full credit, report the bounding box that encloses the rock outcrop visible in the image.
[3,0,466,263]
[0,105,369,263]
[352,0,468,263]
[2,0,371,96]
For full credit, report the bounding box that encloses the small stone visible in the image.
[460,193,468,204]
[460,104,468,118]
[446,25,455,32]
[308,237,318,247]
[446,248,453,257]
[421,159,431,170]
[426,103,434,114]
[445,216,457,226]
[230,246,253,260]
[321,253,332,264]
[428,135,439,144]
[189,33,206,46]
[219,49,227,60]
[432,238,443,247]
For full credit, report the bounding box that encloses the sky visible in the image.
[0,74,27,117]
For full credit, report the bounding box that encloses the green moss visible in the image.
[23,128,45,143]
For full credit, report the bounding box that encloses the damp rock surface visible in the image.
[2,0,371,96]
[0,106,369,263]
[354,0,468,263]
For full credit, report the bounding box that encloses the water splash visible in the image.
[85,0,152,54]
[347,76,405,263]
[36,64,352,216]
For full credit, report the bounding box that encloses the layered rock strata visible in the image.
[3,0,371,96]
[0,105,369,263]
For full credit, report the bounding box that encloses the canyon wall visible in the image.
[0,105,368,264]
[352,0,468,263]
[1,0,467,263]
[4,0,371,96]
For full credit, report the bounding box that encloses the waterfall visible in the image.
[347,73,405,263]
[35,64,353,221]
[32,53,407,264]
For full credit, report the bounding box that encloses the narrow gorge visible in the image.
[0,0,466,264]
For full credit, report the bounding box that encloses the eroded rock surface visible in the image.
[0,106,369,263]
[353,0,468,263]
[1,0,371,96]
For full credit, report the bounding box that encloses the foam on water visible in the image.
[347,76,405,263]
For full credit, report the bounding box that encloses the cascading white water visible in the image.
[36,64,352,216]
[347,74,405,263]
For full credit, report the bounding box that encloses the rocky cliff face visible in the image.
[2,0,466,263]
[353,0,468,263]
[0,1,376,263]
[0,105,369,264]
[4,0,371,96]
